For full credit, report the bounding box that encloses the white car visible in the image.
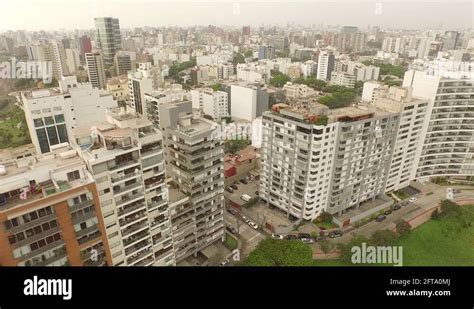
[271,234,284,240]
[409,197,417,203]
[241,216,250,224]
[219,259,230,266]
[248,221,259,230]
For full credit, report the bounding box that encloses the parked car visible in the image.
[297,233,312,239]
[301,237,314,244]
[226,207,237,215]
[230,184,238,190]
[376,215,386,222]
[328,230,343,238]
[254,191,259,196]
[225,187,234,193]
[241,216,250,224]
[226,226,238,235]
[240,194,252,202]
[315,236,326,242]
[219,259,230,266]
[409,197,417,203]
[401,201,409,206]
[392,204,401,211]
[271,234,284,240]
[285,234,297,240]
[248,221,259,230]
[239,179,248,184]
[384,209,392,216]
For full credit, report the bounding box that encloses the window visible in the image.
[54,114,65,123]
[44,116,54,125]
[33,118,44,127]
[67,170,80,182]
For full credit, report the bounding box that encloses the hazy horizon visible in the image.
[1,0,473,31]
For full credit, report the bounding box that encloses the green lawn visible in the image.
[393,190,410,200]
[311,205,474,266]
[224,234,238,251]
[0,118,30,148]
[396,205,474,266]
[315,221,337,230]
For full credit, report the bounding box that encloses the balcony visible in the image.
[123,229,150,247]
[125,239,151,256]
[113,182,142,196]
[109,159,139,171]
[116,192,145,207]
[119,210,147,228]
[111,172,139,184]
[121,220,148,238]
[118,202,146,217]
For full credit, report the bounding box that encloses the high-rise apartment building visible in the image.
[94,17,122,67]
[70,107,175,266]
[317,50,335,81]
[258,45,275,60]
[191,88,229,121]
[260,103,399,220]
[85,52,107,89]
[158,101,225,263]
[129,62,154,116]
[404,68,474,179]
[0,146,111,266]
[114,51,133,75]
[144,85,191,128]
[19,76,116,154]
[230,83,269,122]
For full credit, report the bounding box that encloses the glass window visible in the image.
[46,126,59,146]
[36,128,50,153]
[33,118,44,127]
[54,114,65,123]
[44,116,54,125]
[57,124,68,143]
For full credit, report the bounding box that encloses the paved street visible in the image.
[224,208,266,258]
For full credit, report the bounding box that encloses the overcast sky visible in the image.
[1,0,473,31]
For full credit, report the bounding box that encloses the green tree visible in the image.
[319,239,333,254]
[233,53,245,65]
[369,229,398,246]
[269,72,291,88]
[395,220,412,237]
[339,235,369,264]
[319,212,333,224]
[240,239,313,266]
[211,83,222,91]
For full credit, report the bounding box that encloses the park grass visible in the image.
[224,233,238,251]
[311,205,474,266]
[393,189,410,200]
[0,117,30,148]
[396,205,474,266]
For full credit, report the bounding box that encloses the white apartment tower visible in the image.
[129,62,154,116]
[85,52,107,89]
[191,88,229,121]
[70,107,175,266]
[158,101,225,263]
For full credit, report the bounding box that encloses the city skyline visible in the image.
[1,0,473,31]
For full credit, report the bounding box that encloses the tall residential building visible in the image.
[85,52,107,89]
[230,83,269,122]
[65,48,81,74]
[158,101,225,263]
[330,71,356,88]
[372,86,430,192]
[78,35,92,56]
[191,88,229,121]
[129,62,154,115]
[260,103,399,221]
[114,51,133,75]
[258,45,275,60]
[404,68,474,179]
[51,41,70,78]
[317,50,335,81]
[144,85,191,128]
[70,107,175,266]
[94,17,122,67]
[19,76,116,154]
[0,146,111,266]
